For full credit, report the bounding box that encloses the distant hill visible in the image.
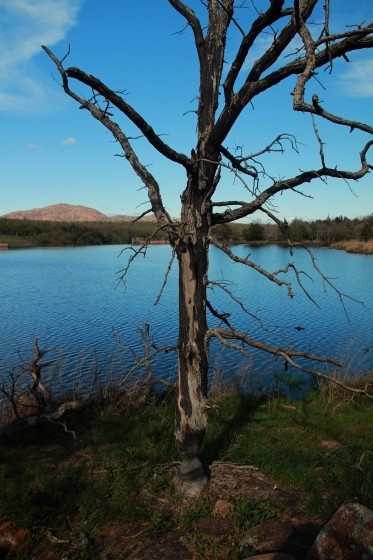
[1,203,154,222]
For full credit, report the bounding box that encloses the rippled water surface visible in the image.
[1,244,372,393]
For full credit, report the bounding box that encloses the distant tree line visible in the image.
[213,214,373,244]
[0,214,372,248]
[0,218,166,247]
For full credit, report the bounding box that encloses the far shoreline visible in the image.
[1,238,373,255]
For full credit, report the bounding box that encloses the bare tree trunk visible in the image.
[42,1,373,497]
[174,183,210,496]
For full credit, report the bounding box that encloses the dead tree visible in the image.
[43,1,373,496]
[1,338,54,421]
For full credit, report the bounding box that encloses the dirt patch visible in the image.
[208,462,299,505]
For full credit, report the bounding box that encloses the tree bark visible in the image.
[174,176,210,496]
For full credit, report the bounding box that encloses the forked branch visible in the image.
[117,225,172,283]
[206,327,373,399]
[208,279,264,327]
[292,10,373,134]
[210,237,295,297]
[212,140,373,224]
[41,45,180,232]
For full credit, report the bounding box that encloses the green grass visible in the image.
[0,387,372,558]
[204,390,373,515]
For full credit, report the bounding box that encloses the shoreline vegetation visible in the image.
[0,214,372,253]
[330,239,373,254]
[0,343,372,559]
[0,367,372,558]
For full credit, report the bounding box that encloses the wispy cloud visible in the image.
[61,137,77,145]
[26,142,41,150]
[338,59,373,98]
[0,0,83,112]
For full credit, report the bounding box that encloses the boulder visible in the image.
[307,502,373,559]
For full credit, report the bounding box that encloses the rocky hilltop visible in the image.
[1,203,153,222]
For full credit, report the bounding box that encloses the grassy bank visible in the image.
[0,380,372,558]
[331,239,373,254]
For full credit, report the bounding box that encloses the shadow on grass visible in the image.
[200,392,265,464]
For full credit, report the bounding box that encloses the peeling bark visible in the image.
[174,176,211,495]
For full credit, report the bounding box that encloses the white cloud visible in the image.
[26,142,41,149]
[338,59,373,98]
[0,0,83,112]
[61,137,77,145]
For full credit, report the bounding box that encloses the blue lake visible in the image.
[0,244,372,394]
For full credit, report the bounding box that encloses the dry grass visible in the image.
[331,240,373,254]
[317,371,373,403]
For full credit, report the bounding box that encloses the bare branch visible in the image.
[311,113,326,168]
[9,399,93,439]
[240,133,301,161]
[208,279,264,327]
[299,244,364,322]
[154,249,177,305]
[1,370,22,421]
[206,298,233,329]
[220,134,300,184]
[117,225,171,282]
[66,65,192,168]
[294,91,373,135]
[220,145,258,178]
[47,44,190,169]
[42,46,179,233]
[212,200,249,208]
[206,326,341,366]
[132,208,154,222]
[213,19,373,146]
[113,324,176,387]
[223,1,291,103]
[210,236,295,297]
[315,26,373,49]
[259,207,293,244]
[256,207,364,315]
[212,140,373,224]
[291,16,373,133]
[168,0,205,62]
[22,338,53,401]
[206,327,372,398]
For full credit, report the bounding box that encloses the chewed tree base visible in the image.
[175,457,209,498]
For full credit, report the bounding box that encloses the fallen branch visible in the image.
[2,399,92,439]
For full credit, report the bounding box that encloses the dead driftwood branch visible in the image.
[0,340,92,438]
[11,398,92,440]
[1,332,176,438]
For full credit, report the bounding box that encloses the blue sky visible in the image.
[1,0,372,221]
